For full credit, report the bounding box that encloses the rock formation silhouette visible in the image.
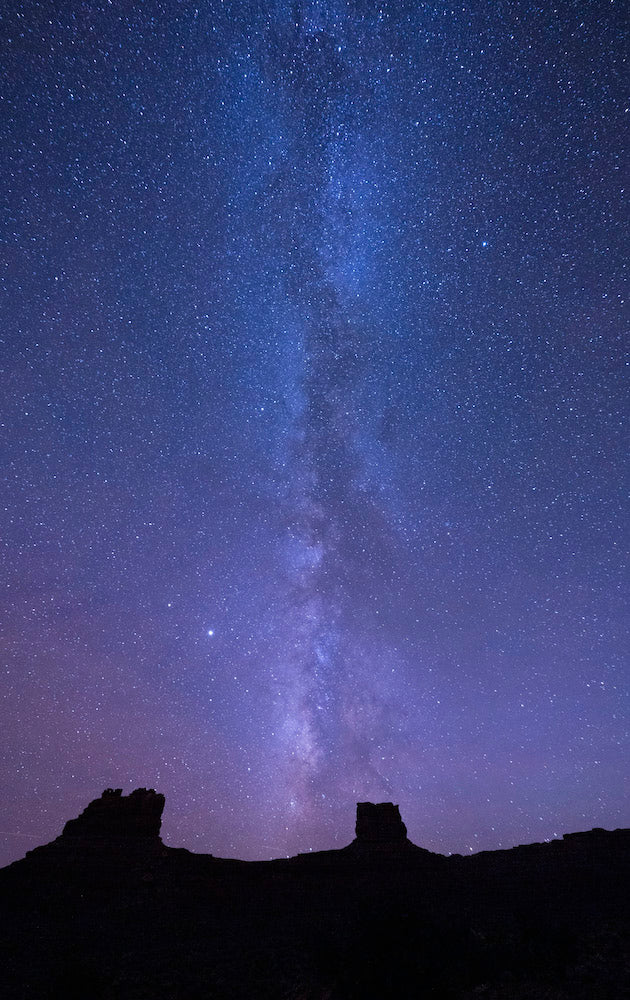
[1,789,628,999]
[355,801,407,842]
[61,788,165,841]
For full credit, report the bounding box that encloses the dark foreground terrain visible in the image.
[1,790,628,999]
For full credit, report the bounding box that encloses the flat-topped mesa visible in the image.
[355,802,408,844]
[62,788,165,841]
[346,802,439,861]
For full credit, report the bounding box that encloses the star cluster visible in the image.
[1,0,627,864]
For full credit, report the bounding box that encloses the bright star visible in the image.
[207,629,214,637]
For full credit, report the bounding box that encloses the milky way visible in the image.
[1,1,628,864]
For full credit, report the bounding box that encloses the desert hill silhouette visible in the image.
[1,788,628,998]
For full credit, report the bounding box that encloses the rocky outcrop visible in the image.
[61,788,165,841]
[342,801,436,861]
[355,802,408,843]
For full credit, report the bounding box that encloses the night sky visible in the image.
[1,0,628,867]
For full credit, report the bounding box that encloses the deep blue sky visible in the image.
[1,0,628,865]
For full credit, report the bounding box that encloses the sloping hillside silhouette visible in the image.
[1,788,628,999]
